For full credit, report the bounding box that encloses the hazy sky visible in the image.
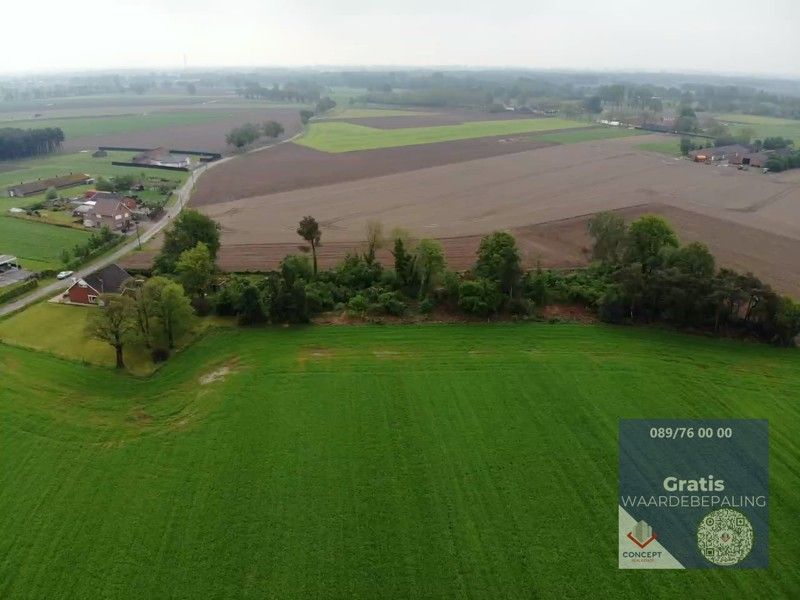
[3,0,799,76]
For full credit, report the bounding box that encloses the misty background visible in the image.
[2,0,799,77]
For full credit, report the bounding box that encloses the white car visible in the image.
[56,270,74,280]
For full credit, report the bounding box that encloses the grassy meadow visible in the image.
[715,114,800,142]
[635,136,709,156]
[1,323,798,598]
[0,217,92,270]
[296,118,590,152]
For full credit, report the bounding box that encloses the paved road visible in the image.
[0,131,303,318]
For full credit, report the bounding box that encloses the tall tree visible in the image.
[85,294,137,369]
[474,231,522,297]
[175,242,215,298]
[588,212,627,265]
[297,216,322,275]
[412,239,446,299]
[155,281,194,349]
[625,215,679,272]
[392,237,412,288]
[363,220,384,265]
[155,210,221,274]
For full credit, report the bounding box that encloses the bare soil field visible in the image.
[191,132,574,205]
[194,135,800,243]
[59,107,303,154]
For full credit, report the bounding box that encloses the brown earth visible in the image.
[190,132,564,205]
[193,136,800,244]
[62,107,303,155]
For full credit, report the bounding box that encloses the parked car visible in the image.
[56,270,74,280]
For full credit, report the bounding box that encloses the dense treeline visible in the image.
[148,211,800,347]
[585,213,800,346]
[235,81,323,103]
[0,127,64,160]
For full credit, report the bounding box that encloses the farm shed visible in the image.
[65,264,132,305]
[6,173,92,197]
[132,147,191,169]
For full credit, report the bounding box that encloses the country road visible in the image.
[0,130,304,318]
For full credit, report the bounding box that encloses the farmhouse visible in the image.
[81,194,132,230]
[6,173,93,198]
[132,147,191,169]
[689,144,750,163]
[65,264,132,305]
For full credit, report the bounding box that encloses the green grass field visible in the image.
[0,217,92,270]
[326,108,435,119]
[296,118,591,152]
[535,127,644,144]
[714,114,800,142]
[0,303,155,374]
[1,323,798,598]
[0,111,230,141]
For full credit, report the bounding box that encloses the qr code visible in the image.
[697,508,754,566]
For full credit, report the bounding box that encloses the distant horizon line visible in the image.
[2,64,799,82]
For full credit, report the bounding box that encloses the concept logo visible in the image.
[627,520,657,549]
[697,509,754,566]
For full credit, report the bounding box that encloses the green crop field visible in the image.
[0,217,92,270]
[296,118,591,152]
[535,127,644,144]
[635,136,708,156]
[0,111,230,141]
[715,114,800,142]
[1,323,798,598]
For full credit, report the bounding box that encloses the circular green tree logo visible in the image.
[697,508,754,566]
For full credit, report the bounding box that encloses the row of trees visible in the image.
[225,120,285,149]
[207,212,800,346]
[113,210,798,358]
[0,127,64,160]
[235,81,324,103]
